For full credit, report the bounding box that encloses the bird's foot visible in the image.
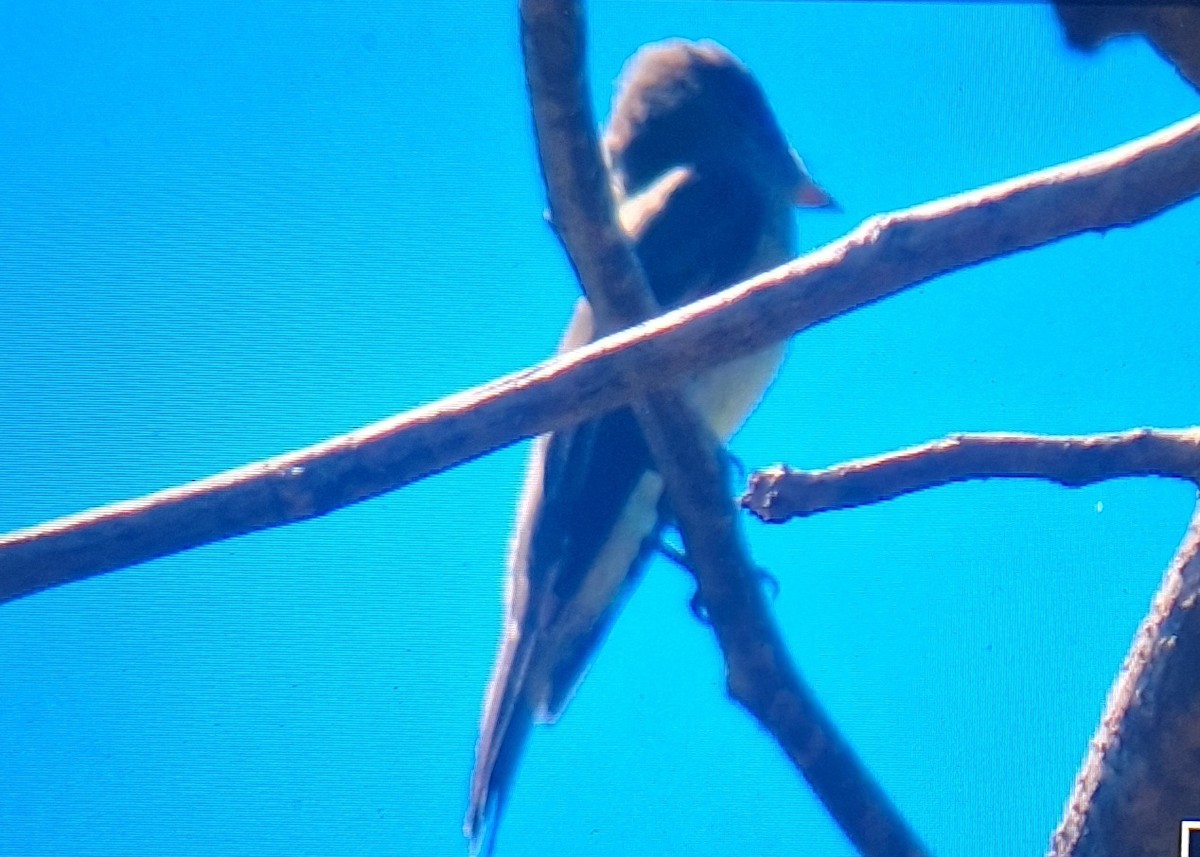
[719,446,746,485]
[654,532,779,623]
[688,567,779,623]
[653,534,713,624]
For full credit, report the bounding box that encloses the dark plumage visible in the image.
[465,40,833,855]
[606,41,805,202]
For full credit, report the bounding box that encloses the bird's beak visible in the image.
[790,150,840,212]
[794,177,839,211]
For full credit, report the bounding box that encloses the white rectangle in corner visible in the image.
[1182,820,1200,857]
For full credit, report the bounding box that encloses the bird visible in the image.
[465,39,835,854]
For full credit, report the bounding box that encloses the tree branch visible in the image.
[742,428,1200,522]
[518,4,929,856]
[1051,499,1200,857]
[740,424,1200,855]
[2,109,1197,604]
[518,0,658,329]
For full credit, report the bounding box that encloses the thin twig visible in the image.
[743,428,1200,522]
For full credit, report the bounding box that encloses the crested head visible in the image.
[603,40,805,199]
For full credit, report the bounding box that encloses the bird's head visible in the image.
[603,40,835,211]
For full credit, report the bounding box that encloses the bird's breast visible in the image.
[686,340,788,441]
[684,210,793,441]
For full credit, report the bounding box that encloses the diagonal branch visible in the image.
[1051,499,1200,857]
[742,428,1200,522]
[1,110,1198,604]
[519,4,929,856]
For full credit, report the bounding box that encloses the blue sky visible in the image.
[1,2,1198,855]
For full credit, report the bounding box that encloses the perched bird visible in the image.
[465,39,835,854]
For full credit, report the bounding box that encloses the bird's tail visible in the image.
[464,633,536,856]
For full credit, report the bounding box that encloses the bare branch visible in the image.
[631,397,932,857]
[0,349,644,603]
[739,424,1200,854]
[1051,500,1200,857]
[2,109,1197,606]
[518,0,658,329]
[743,428,1200,522]
[519,5,929,856]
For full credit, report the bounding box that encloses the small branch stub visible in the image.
[743,429,1200,523]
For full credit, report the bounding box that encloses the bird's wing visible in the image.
[465,298,597,853]
[467,166,773,853]
[466,305,664,853]
[632,166,766,308]
[507,166,774,718]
